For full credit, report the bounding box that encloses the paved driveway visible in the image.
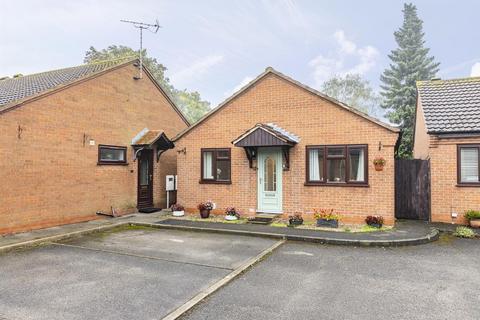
[182,235,480,320]
[0,227,278,320]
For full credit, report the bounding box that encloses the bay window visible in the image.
[306,145,368,185]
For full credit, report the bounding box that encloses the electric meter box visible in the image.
[166,175,176,191]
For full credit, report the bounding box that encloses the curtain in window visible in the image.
[309,149,320,181]
[461,148,479,182]
[356,149,365,181]
[203,152,214,179]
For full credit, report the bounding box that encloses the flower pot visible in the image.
[316,219,338,228]
[225,215,238,221]
[200,209,211,219]
[469,219,480,228]
[374,164,384,171]
[289,219,303,226]
[172,210,185,217]
[368,223,382,228]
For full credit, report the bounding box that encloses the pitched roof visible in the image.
[417,76,480,134]
[0,58,133,109]
[0,58,190,126]
[174,67,399,141]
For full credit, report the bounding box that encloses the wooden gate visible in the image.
[395,159,431,220]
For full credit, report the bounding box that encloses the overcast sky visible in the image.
[1,0,479,106]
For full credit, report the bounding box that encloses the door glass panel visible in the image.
[139,159,149,186]
[264,156,276,191]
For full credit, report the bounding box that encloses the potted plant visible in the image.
[314,209,340,228]
[170,204,185,217]
[464,210,480,228]
[288,212,304,226]
[365,215,384,228]
[373,156,386,171]
[225,206,240,221]
[198,201,214,219]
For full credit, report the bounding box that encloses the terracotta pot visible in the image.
[200,209,211,219]
[469,219,480,228]
[374,164,384,171]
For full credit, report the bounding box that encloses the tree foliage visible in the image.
[321,74,383,119]
[84,45,210,123]
[380,3,440,158]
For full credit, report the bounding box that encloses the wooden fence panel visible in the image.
[395,159,431,220]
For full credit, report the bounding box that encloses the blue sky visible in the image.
[1,0,479,107]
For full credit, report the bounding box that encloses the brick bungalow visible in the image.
[414,76,480,224]
[174,67,399,225]
[0,59,189,234]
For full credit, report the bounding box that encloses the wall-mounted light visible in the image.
[177,147,187,155]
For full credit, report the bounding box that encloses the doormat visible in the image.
[138,207,162,214]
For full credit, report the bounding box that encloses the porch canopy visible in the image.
[131,128,174,161]
[232,123,300,170]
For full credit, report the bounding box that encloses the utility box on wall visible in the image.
[166,175,176,191]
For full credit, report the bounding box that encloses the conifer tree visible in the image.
[381,3,440,158]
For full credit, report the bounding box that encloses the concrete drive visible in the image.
[182,236,480,320]
[0,227,279,320]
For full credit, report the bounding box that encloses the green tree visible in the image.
[321,74,384,119]
[84,45,210,123]
[380,3,440,158]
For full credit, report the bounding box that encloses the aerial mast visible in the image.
[120,19,161,79]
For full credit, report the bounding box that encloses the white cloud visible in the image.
[224,76,254,98]
[170,54,224,86]
[309,30,379,87]
[471,62,480,77]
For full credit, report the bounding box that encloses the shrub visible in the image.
[453,226,476,238]
[313,209,340,221]
[170,203,184,211]
[198,201,214,211]
[464,210,480,220]
[365,215,384,226]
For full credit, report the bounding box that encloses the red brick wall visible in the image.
[176,73,398,225]
[0,63,188,234]
[428,136,480,224]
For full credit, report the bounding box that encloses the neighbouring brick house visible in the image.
[414,76,480,224]
[174,67,399,225]
[0,59,189,234]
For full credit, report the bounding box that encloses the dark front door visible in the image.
[137,149,153,209]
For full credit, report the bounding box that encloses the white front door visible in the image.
[257,148,283,213]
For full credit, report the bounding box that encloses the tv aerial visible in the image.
[120,19,161,79]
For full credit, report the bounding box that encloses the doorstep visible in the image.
[154,219,439,247]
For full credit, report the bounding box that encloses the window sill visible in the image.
[304,182,369,187]
[199,180,232,185]
[456,183,480,187]
[97,162,129,166]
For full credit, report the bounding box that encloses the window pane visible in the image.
[328,147,345,157]
[264,156,276,191]
[349,148,365,182]
[216,159,231,181]
[203,151,214,179]
[308,148,324,181]
[100,147,125,162]
[217,150,230,158]
[327,158,345,182]
[461,148,479,182]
